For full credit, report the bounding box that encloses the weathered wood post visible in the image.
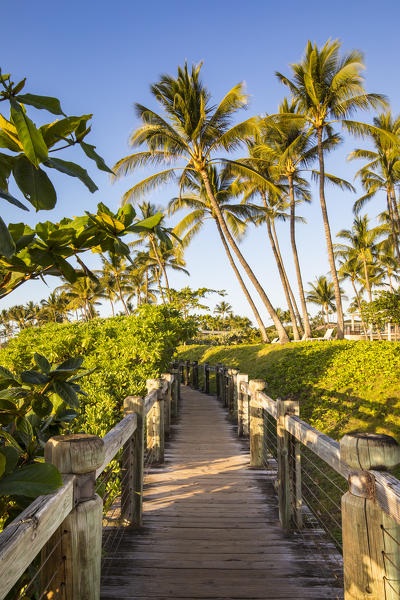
[146,378,165,464]
[179,361,184,384]
[276,398,300,531]
[215,364,221,399]
[170,368,179,418]
[249,380,266,468]
[184,360,190,386]
[228,369,238,414]
[161,374,172,437]
[122,395,145,526]
[237,373,249,437]
[340,433,400,599]
[203,362,210,394]
[42,434,105,599]
[192,361,199,389]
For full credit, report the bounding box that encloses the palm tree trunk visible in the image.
[317,128,344,339]
[116,275,129,315]
[390,187,400,262]
[199,169,289,343]
[150,236,172,302]
[271,219,303,333]
[155,267,165,304]
[145,271,149,304]
[265,215,300,340]
[387,188,400,262]
[324,305,330,326]
[109,298,115,317]
[214,219,270,343]
[287,175,312,337]
[351,279,368,338]
[362,257,372,302]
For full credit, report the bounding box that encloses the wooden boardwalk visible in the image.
[101,386,342,599]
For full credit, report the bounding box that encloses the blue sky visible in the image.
[2,0,400,322]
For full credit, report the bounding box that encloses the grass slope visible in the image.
[176,341,400,441]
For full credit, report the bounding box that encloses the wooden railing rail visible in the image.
[0,372,179,600]
[179,359,400,600]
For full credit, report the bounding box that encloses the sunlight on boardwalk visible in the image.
[101,386,342,599]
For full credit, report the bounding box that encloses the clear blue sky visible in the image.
[2,0,399,322]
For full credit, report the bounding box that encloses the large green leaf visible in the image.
[34,353,50,374]
[0,446,18,475]
[20,370,49,385]
[0,189,29,211]
[32,395,53,418]
[16,94,64,116]
[80,141,113,174]
[0,462,62,497]
[52,381,79,408]
[0,216,16,257]
[44,157,98,193]
[0,130,21,152]
[0,152,14,190]
[13,156,57,210]
[40,114,92,148]
[10,100,48,167]
[0,366,18,384]
[55,357,84,372]
[0,453,5,478]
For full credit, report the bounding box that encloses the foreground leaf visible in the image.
[0,462,62,497]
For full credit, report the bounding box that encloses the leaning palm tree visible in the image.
[101,253,131,315]
[169,166,270,342]
[276,39,386,338]
[306,275,339,326]
[113,62,289,342]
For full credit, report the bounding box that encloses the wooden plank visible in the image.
[144,390,158,415]
[96,413,137,477]
[0,475,74,600]
[284,414,350,478]
[258,390,277,419]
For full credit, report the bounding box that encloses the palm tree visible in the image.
[335,215,384,302]
[337,256,369,336]
[101,253,130,315]
[98,272,118,317]
[112,62,289,342]
[276,39,386,338]
[259,99,344,338]
[214,301,233,319]
[349,111,400,261]
[58,275,105,320]
[39,292,70,323]
[306,275,339,326]
[169,166,270,342]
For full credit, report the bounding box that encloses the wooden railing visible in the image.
[0,370,180,600]
[180,359,400,600]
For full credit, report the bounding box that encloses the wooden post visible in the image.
[122,396,144,526]
[276,398,300,531]
[161,374,172,437]
[170,369,179,418]
[221,367,227,407]
[192,361,199,389]
[184,360,190,386]
[215,364,221,399]
[228,369,238,414]
[146,379,165,464]
[340,433,400,600]
[236,373,249,437]
[203,363,210,394]
[42,434,105,599]
[249,380,266,468]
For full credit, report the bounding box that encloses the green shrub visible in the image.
[176,341,400,441]
[0,305,195,437]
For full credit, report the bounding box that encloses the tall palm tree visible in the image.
[335,215,384,302]
[276,39,386,338]
[112,62,289,342]
[259,99,345,337]
[306,275,339,326]
[169,166,270,342]
[337,256,369,336]
[349,111,400,261]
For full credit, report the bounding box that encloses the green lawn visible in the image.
[176,341,400,442]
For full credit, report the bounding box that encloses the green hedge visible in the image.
[0,305,194,437]
[176,341,400,441]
